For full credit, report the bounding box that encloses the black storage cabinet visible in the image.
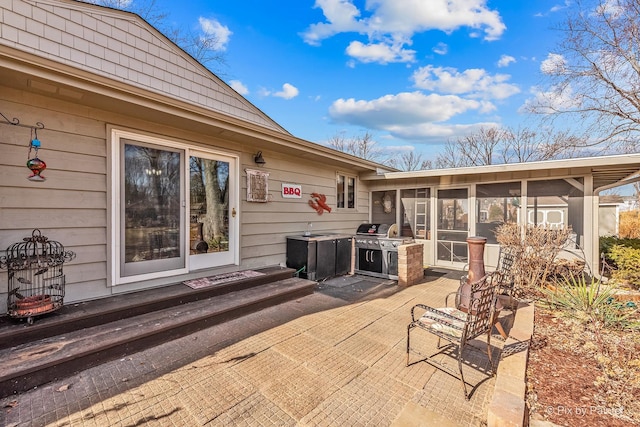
[286,235,352,281]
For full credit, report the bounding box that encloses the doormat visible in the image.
[183,270,265,289]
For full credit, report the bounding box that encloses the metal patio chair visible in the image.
[406,273,499,399]
[493,245,521,299]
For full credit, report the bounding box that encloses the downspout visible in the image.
[520,181,528,241]
[583,175,596,277]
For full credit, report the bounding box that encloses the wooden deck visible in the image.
[0,266,315,398]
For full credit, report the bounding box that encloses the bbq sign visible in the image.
[282,183,302,198]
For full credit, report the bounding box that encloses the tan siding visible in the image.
[0,208,106,228]
[3,149,106,175]
[0,187,106,209]
[65,279,110,303]
[0,165,106,192]
[238,153,368,265]
[241,242,286,261]
[0,227,106,249]
[65,261,107,284]
[2,0,286,133]
[1,88,109,308]
[65,244,107,265]
[0,82,371,308]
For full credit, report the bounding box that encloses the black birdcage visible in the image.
[1,229,75,324]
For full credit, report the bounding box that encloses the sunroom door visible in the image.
[188,151,237,270]
[436,188,469,267]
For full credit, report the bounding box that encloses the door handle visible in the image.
[232,208,236,218]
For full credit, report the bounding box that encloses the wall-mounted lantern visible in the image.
[253,151,266,165]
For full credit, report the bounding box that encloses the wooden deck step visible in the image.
[0,266,295,350]
[0,273,315,398]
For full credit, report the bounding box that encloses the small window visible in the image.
[337,173,356,209]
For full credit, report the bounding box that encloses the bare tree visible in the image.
[163,27,227,68]
[500,127,582,163]
[527,0,640,152]
[434,140,472,169]
[327,131,436,170]
[395,151,433,171]
[352,131,384,161]
[326,131,350,153]
[326,131,386,162]
[435,126,585,168]
[435,127,507,168]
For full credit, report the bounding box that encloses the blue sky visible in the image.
[155,0,571,159]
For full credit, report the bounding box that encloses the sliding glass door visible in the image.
[114,132,238,283]
[189,151,236,270]
[120,139,185,277]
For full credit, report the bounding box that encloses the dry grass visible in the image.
[619,211,640,239]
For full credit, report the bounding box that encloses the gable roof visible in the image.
[0,0,289,134]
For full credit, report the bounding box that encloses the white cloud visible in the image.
[229,80,248,95]
[301,0,366,46]
[328,91,491,140]
[550,0,571,13]
[301,0,505,64]
[520,84,580,114]
[411,65,520,100]
[86,0,133,6]
[540,53,567,74]
[345,40,416,63]
[258,87,271,97]
[598,0,625,16]
[198,17,232,51]
[432,42,448,55]
[330,92,480,125]
[497,54,516,68]
[387,122,500,140]
[273,83,299,99]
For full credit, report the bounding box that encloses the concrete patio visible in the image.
[1,269,531,426]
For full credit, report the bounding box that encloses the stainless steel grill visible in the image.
[353,223,412,279]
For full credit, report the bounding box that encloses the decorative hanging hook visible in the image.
[1,111,47,182]
[0,111,44,130]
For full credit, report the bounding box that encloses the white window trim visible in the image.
[336,171,357,210]
[108,128,239,286]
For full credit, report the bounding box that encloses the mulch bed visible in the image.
[527,309,637,426]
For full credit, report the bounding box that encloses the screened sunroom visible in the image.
[361,154,640,274]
